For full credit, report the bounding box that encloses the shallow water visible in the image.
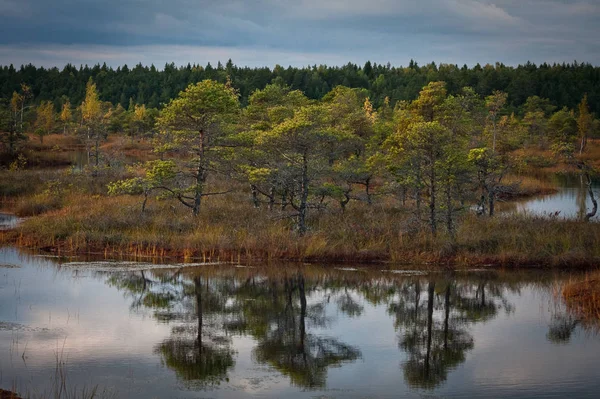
[0,213,21,230]
[515,175,599,219]
[1,247,599,398]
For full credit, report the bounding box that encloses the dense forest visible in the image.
[1,60,600,114]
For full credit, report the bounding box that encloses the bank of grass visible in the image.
[500,174,558,199]
[2,186,600,267]
[562,272,600,322]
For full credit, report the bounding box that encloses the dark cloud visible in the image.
[0,0,598,67]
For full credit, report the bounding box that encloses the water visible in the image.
[1,247,599,398]
[0,213,21,231]
[516,175,599,219]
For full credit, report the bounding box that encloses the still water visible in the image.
[1,247,599,398]
[516,175,599,219]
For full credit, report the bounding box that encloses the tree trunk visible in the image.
[281,189,288,211]
[415,160,422,221]
[488,190,495,217]
[425,282,435,377]
[298,274,307,351]
[429,163,437,235]
[298,151,309,235]
[141,192,148,213]
[268,186,275,211]
[340,191,350,212]
[251,184,260,208]
[195,278,203,353]
[585,172,598,221]
[95,136,99,168]
[444,284,451,350]
[193,165,205,216]
[193,130,206,216]
[445,182,454,238]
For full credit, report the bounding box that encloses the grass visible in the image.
[562,271,600,323]
[500,174,558,199]
[2,180,600,267]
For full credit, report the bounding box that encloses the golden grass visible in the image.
[501,174,558,198]
[562,271,600,322]
[2,183,600,268]
[26,133,84,150]
[100,136,156,162]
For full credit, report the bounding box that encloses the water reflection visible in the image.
[1,248,600,398]
[0,213,20,230]
[108,271,237,386]
[516,174,599,219]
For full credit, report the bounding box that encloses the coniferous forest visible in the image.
[1,60,600,114]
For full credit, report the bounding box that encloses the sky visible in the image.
[0,0,599,69]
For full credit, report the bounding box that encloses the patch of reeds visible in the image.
[562,271,600,322]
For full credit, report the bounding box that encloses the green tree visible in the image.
[156,80,240,216]
[0,98,27,155]
[257,104,352,234]
[108,160,178,213]
[239,83,310,210]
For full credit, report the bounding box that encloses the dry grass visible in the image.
[25,134,84,151]
[3,181,600,267]
[100,136,156,163]
[562,271,600,322]
[501,174,558,199]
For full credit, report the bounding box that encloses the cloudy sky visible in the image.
[0,0,599,68]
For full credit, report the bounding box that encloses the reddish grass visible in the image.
[562,271,600,322]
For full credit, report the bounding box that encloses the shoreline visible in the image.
[2,229,599,270]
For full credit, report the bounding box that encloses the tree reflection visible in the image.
[108,271,237,387]
[547,313,580,344]
[389,275,515,389]
[154,276,236,386]
[391,281,473,389]
[107,267,528,392]
[237,273,361,388]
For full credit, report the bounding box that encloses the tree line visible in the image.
[1,60,600,114]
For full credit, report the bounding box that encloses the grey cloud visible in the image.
[0,0,598,67]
